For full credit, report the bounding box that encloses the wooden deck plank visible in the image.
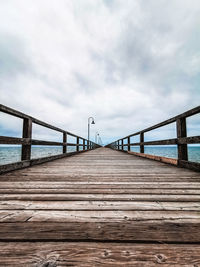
[1,181,200,189]
[1,177,200,182]
[1,193,200,201]
[0,242,200,266]
[0,188,200,194]
[1,210,200,222]
[0,220,200,242]
[1,200,200,211]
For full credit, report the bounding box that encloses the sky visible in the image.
[0,0,200,145]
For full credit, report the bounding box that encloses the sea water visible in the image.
[0,146,76,165]
[0,146,200,165]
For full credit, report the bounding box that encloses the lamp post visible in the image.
[95,132,99,144]
[88,117,95,141]
[98,136,103,146]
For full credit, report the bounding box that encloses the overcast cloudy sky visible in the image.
[0,0,200,144]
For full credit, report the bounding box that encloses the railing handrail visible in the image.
[107,106,200,172]
[0,104,101,174]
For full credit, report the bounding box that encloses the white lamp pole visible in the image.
[95,132,99,144]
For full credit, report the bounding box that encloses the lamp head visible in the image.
[91,120,95,124]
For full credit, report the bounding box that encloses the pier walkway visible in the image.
[0,147,200,266]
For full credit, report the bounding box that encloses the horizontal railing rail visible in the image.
[106,106,200,172]
[0,104,101,174]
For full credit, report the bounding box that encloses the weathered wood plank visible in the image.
[1,182,200,189]
[0,242,200,266]
[0,188,200,194]
[1,194,200,201]
[0,150,88,175]
[0,219,200,242]
[1,210,199,222]
[2,176,200,182]
[0,136,30,145]
[127,151,178,165]
[1,200,199,211]
[129,136,200,146]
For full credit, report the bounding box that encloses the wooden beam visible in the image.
[63,133,67,153]
[140,133,144,153]
[127,137,130,151]
[178,136,200,144]
[128,151,178,165]
[177,117,188,161]
[31,140,64,146]
[0,136,30,145]
[21,118,32,161]
[121,139,124,151]
[77,137,79,152]
[83,139,85,150]
[129,136,200,146]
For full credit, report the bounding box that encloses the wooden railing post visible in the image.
[121,139,124,151]
[176,117,188,161]
[21,118,32,161]
[83,139,85,150]
[140,132,144,153]
[76,137,79,152]
[63,133,67,153]
[128,137,130,151]
[118,140,119,150]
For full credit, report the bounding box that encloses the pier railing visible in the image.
[107,106,200,171]
[0,104,100,174]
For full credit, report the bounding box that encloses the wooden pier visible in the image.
[0,148,200,266]
[0,105,200,266]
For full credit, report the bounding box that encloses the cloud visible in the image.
[0,0,200,144]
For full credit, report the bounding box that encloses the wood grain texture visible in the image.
[1,220,200,242]
[0,148,200,244]
[0,200,200,211]
[0,242,200,266]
